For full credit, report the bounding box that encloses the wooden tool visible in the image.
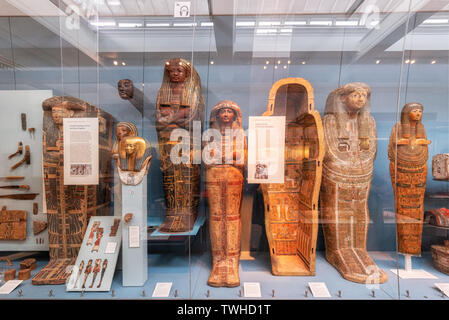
[0,176,25,180]
[0,193,38,200]
[0,185,30,191]
[21,113,26,131]
[8,142,23,159]
[11,145,30,170]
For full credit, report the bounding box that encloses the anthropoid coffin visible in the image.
[0,206,27,240]
[261,78,324,276]
[32,96,114,285]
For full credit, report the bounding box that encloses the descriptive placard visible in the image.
[435,283,449,297]
[248,116,285,184]
[308,282,331,298]
[129,226,140,248]
[390,269,437,279]
[104,241,117,254]
[152,282,172,297]
[63,117,99,185]
[0,280,22,294]
[243,282,262,298]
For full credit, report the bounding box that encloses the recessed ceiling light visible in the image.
[265,61,270,65]
[113,60,118,66]
[310,20,332,26]
[431,60,437,64]
[336,21,359,26]
[146,23,170,27]
[284,21,306,26]
[405,59,410,64]
[121,62,126,66]
[274,66,278,69]
[283,65,287,69]
[263,66,267,70]
[173,22,197,27]
[201,22,214,27]
[376,60,381,64]
[90,21,116,27]
[259,21,281,26]
[287,60,291,64]
[277,60,281,64]
[423,19,449,24]
[236,21,255,27]
[410,60,416,64]
[210,61,214,65]
[301,61,306,65]
[118,23,142,28]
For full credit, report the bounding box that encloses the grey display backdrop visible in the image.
[0,90,52,251]
[0,15,448,253]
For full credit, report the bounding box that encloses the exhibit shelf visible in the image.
[0,251,448,300]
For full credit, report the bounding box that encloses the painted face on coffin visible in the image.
[117,79,134,99]
[217,108,235,126]
[409,108,423,122]
[116,125,132,141]
[51,105,74,125]
[167,65,187,83]
[342,89,368,113]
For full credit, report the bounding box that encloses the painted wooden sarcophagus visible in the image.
[261,78,324,276]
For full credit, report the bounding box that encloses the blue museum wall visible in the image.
[1,16,448,252]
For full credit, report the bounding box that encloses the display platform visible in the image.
[1,251,447,300]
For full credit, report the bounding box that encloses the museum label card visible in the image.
[129,226,140,248]
[308,282,331,298]
[0,280,22,294]
[248,116,285,184]
[244,282,262,298]
[63,118,99,185]
[435,283,449,297]
[390,269,437,279]
[152,282,172,297]
[104,242,117,254]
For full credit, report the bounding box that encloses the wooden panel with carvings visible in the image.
[261,78,324,276]
[0,206,27,240]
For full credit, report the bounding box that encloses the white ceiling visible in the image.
[1,0,448,17]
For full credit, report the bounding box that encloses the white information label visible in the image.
[174,2,191,17]
[435,283,449,297]
[104,242,117,254]
[308,282,331,298]
[248,116,285,184]
[0,280,23,294]
[129,226,140,248]
[243,282,262,298]
[152,282,173,297]
[63,117,99,185]
[390,269,437,279]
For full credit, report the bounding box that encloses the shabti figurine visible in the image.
[261,78,324,276]
[320,82,387,284]
[117,136,152,186]
[388,102,430,256]
[32,96,113,285]
[205,100,246,287]
[155,58,205,232]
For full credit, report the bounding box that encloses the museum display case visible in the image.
[0,0,449,301]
